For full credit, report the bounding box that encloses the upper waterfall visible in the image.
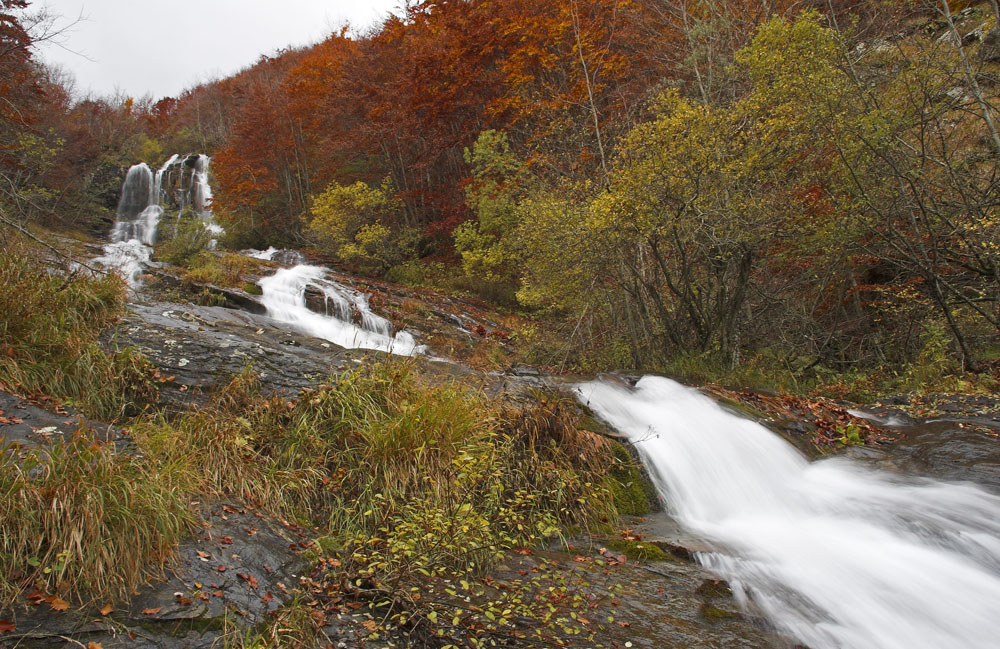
[101,154,220,285]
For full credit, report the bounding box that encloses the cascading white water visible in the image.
[578,376,1000,649]
[191,155,213,216]
[100,154,222,285]
[258,264,424,356]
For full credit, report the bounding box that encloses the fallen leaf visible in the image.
[212,590,224,598]
[0,620,15,633]
[217,565,226,572]
[362,619,378,632]
[50,598,70,612]
[219,536,233,545]
[88,643,103,649]
[99,604,113,616]
[142,607,161,615]
[196,551,211,560]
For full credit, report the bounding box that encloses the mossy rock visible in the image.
[243,282,263,296]
[604,538,671,562]
[695,578,733,599]
[699,603,739,622]
[604,441,659,516]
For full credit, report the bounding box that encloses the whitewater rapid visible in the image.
[578,376,1000,649]
[257,264,423,357]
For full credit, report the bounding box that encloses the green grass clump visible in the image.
[604,538,670,562]
[180,252,265,289]
[0,433,194,607]
[0,237,156,419]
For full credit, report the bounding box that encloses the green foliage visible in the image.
[455,130,527,283]
[0,433,194,606]
[181,252,265,289]
[0,237,156,418]
[307,179,418,274]
[156,210,215,267]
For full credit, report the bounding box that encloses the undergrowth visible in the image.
[0,433,194,607]
[0,236,156,419]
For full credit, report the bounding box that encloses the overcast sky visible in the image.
[36,0,401,100]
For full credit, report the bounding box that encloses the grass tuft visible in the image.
[0,433,195,607]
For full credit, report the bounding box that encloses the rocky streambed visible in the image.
[5,246,1000,649]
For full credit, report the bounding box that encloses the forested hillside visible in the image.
[5,0,1000,388]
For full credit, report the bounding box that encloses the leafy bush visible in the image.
[306,179,419,274]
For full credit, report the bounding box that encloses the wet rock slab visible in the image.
[1,503,309,649]
[0,391,129,452]
[106,300,373,408]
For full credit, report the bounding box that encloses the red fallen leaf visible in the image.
[217,565,227,572]
[0,620,15,633]
[99,604,113,616]
[50,598,70,612]
[199,593,210,602]
[219,536,233,545]
[176,597,192,606]
[212,590,224,598]
[88,643,103,649]
[26,589,48,604]
[196,551,211,559]
[261,592,274,604]
[237,573,259,589]
[142,607,161,615]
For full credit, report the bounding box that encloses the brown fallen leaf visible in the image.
[217,565,226,572]
[362,619,378,632]
[196,551,211,560]
[50,597,70,612]
[0,620,15,633]
[220,536,233,545]
[88,643,103,649]
[212,590,224,598]
[142,607,161,615]
[99,604,113,616]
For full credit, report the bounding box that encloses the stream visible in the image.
[578,376,1000,649]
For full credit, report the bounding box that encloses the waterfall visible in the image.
[257,264,423,356]
[100,154,222,284]
[577,376,1000,649]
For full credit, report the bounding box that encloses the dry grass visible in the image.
[0,433,194,607]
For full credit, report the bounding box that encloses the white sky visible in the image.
[36,0,401,100]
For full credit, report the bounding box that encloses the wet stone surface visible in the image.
[1,503,309,649]
[106,300,370,408]
[0,391,129,452]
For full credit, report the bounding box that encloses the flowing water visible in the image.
[258,264,424,357]
[577,376,1000,649]
[99,154,222,284]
